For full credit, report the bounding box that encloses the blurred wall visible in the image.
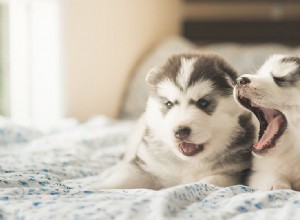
[64,0,182,121]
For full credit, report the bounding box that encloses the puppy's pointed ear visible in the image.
[224,74,236,88]
[145,68,160,85]
[222,66,238,88]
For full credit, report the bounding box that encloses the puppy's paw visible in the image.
[249,171,292,191]
[199,175,237,187]
[100,163,123,178]
[86,183,113,190]
[249,182,291,191]
[100,167,116,178]
[198,176,218,186]
[270,184,291,191]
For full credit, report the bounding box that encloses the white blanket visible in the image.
[1,116,300,219]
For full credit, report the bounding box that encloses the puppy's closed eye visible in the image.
[273,76,286,84]
[273,76,292,87]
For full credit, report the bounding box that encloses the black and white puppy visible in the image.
[91,54,256,190]
[235,54,300,190]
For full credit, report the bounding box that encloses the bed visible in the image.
[1,37,300,219]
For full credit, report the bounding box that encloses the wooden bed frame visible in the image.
[183,19,300,45]
[183,0,300,45]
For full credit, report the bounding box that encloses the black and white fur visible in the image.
[235,54,300,190]
[90,54,256,190]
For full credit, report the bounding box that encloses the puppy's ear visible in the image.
[216,57,238,88]
[145,68,160,85]
[224,74,236,88]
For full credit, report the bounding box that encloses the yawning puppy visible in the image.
[235,54,300,190]
[90,54,255,190]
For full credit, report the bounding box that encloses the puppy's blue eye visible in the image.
[165,101,173,109]
[197,98,209,109]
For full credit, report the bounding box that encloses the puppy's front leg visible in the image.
[249,171,291,191]
[88,162,159,190]
[199,174,239,187]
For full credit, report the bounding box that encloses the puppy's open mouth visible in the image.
[179,142,204,156]
[237,94,287,154]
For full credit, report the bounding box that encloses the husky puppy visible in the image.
[91,54,255,190]
[234,54,300,190]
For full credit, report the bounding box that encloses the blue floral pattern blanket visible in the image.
[0,116,300,219]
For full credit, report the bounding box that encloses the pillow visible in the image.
[198,43,299,76]
[119,37,300,119]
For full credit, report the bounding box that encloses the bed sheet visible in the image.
[0,116,300,220]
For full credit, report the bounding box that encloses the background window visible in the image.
[0,3,8,116]
[3,0,63,127]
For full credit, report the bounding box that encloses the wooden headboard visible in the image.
[182,0,300,45]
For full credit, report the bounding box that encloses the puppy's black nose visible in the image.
[237,76,251,86]
[175,127,191,140]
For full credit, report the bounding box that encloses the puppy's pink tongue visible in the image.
[180,143,203,156]
[254,115,282,150]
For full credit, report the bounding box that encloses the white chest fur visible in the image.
[250,131,300,190]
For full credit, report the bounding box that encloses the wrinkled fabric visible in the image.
[0,116,300,220]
